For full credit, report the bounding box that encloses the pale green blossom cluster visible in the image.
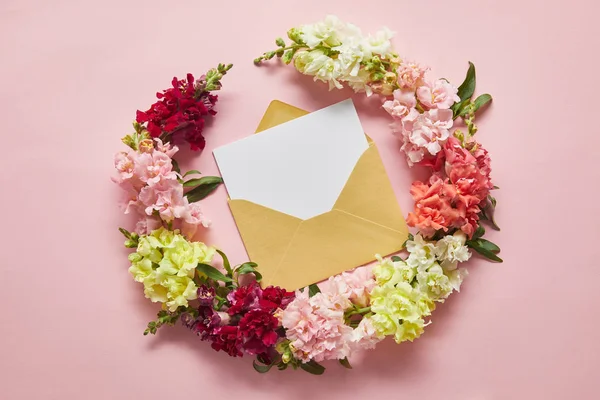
[369,232,471,343]
[128,227,216,311]
[254,15,400,95]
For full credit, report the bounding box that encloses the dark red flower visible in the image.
[260,286,295,312]
[226,281,262,315]
[135,73,218,151]
[210,326,243,357]
[196,285,215,307]
[238,309,280,356]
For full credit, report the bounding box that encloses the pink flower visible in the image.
[416,79,460,110]
[281,291,353,362]
[444,137,493,205]
[406,175,463,237]
[138,178,188,222]
[350,317,383,351]
[396,61,429,89]
[382,89,416,119]
[113,151,136,183]
[175,202,210,239]
[134,150,177,186]
[327,268,375,308]
[397,109,454,165]
[134,215,163,235]
[154,138,178,158]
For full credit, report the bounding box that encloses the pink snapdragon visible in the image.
[382,89,416,119]
[417,79,460,110]
[113,138,210,237]
[396,61,429,89]
[395,108,454,165]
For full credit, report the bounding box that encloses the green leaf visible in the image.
[493,185,500,190]
[308,283,321,297]
[472,225,485,240]
[277,362,289,371]
[300,360,326,375]
[339,357,352,369]
[455,99,473,118]
[253,360,274,373]
[473,94,492,112]
[184,176,223,202]
[183,169,201,177]
[235,262,262,282]
[488,194,497,208]
[457,62,476,101]
[171,158,181,174]
[402,232,415,248]
[391,256,403,262]
[196,263,233,283]
[216,249,233,275]
[466,239,503,262]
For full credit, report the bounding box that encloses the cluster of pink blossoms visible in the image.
[113,138,209,238]
[384,62,460,166]
[382,61,494,238]
[281,269,381,362]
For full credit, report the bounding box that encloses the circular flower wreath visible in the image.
[114,16,501,375]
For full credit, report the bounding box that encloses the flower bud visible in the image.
[138,138,154,153]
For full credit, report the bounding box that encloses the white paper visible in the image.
[213,99,369,220]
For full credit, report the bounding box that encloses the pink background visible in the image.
[1,0,599,398]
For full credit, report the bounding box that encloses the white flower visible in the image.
[301,15,347,47]
[344,69,373,96]
[299,49,344,90]
[416,263,454,301]
[446,268,468,292]
[435,231,471,270]
[333,36,366,77]
[406,234,437,271]
[361,27,394,58]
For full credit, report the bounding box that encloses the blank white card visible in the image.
[213,99,369,220]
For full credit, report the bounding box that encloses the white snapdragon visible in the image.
[361,27,395,58]
[301,15,347,47]
[334,37,367,77]
[435,231,471,270]
[406,234,437,271]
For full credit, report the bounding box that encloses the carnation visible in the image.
[281,290,353,362]
[435,231,471,269]
[238,309,280,356]
[127,228,215,311]
[327,268,376,307]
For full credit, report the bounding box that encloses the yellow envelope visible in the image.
[228,100,408,290]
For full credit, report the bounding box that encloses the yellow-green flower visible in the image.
[373,254,416,286]
[416,263,454,301]
[394,319,426,343]
[370,313,398,337]
[127,227,216,311]
[371,282,421,321]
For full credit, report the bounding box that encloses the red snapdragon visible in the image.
[136,74,219,151]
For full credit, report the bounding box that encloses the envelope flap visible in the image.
[228,199,302,282]
[255,100,309,133]
[272,210,406,290]
[333,144,408,234]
